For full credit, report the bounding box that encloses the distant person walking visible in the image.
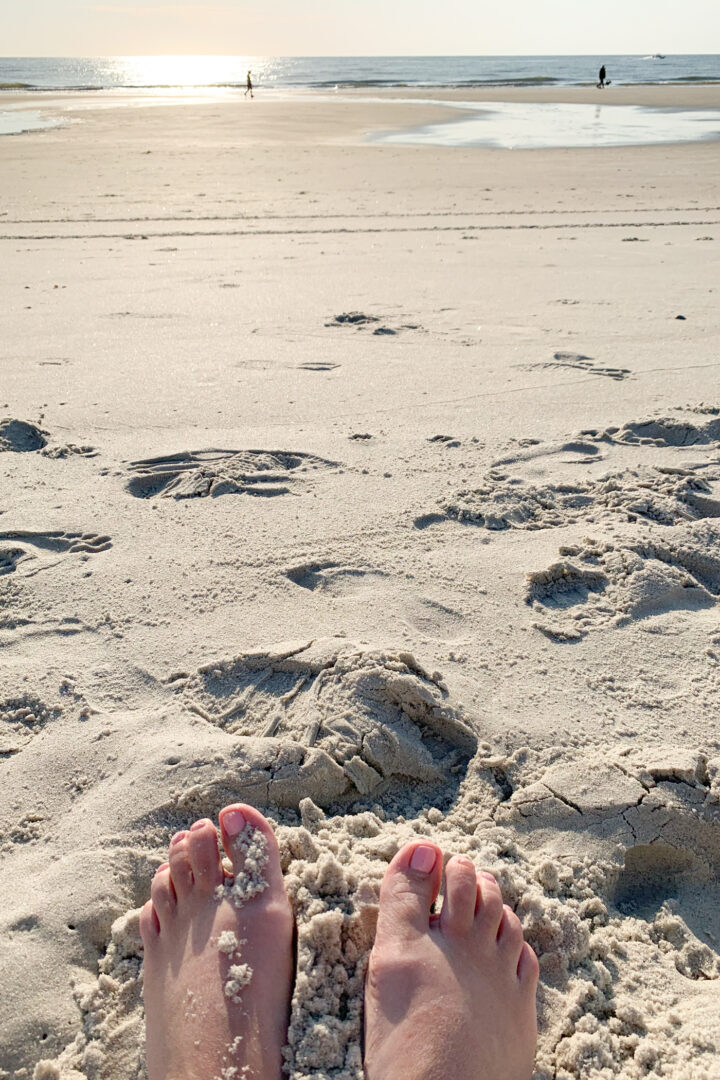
[245,70,253,98]
[597,64,607,88]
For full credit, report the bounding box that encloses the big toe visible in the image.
[219,803,286,905]
[376,841,443,939]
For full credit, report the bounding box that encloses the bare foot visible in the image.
[140,805,294,1080]
[364,842,539,1080]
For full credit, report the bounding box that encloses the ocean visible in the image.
[2,54,720,93]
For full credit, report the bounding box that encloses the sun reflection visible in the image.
[111,55,267,89]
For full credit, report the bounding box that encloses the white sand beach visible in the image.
[1,85,720,1079]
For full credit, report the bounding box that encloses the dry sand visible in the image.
[1,86,720,1080]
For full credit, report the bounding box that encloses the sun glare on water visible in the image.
[112,55,258,88]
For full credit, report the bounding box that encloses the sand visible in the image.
[1,84,719,1080]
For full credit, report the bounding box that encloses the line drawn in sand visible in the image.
[174,638,477,807]
[125,448,338,500]
[0,531,112,578]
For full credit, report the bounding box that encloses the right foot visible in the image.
[140,804,294,1080]
[364,842,539,1080]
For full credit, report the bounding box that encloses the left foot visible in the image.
[140,805,294,1080]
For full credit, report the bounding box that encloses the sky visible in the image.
[5,0,720,57]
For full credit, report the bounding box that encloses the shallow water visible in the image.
[0,108,63,136]
[373,99,720,149]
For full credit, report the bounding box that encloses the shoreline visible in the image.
[4,82,720,103]
[2,84,720,151]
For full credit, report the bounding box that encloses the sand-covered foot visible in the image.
[140,805,294,1080]
[364,842,539,1080]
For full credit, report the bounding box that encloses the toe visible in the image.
[497,904,525,964]
[219,803,286,899]
[139,899,160,945]
[474,871,505,943]
[168,831,194,898]
[440,855,479,936]
[186,819,224,893]
[375,841,442,940]
[150,865,176,927]
[518,940,540,986]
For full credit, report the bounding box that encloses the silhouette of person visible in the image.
[245,70,254,98]
[597,64,606,89]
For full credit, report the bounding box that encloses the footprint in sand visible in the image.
[0,814,46,851]
[325,312,422,336]
[125,448,338,500]
[284,564,466,640]
[285,561,388,595]
[0,531,112,578]
[42,444,97,459]
[438,464,720,532]
[296,362,341,372]
[520,352,631,381]
[526,520,720,640]
[600,414,720,448]
[402,596,466,639]
[425,412,720,533]
[325,312,381,329]
[0,419,95,457]
[0,419,48,453]
[173,638,477,806]
[0,695,62,758]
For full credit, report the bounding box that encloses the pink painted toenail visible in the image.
[190,819,208,831]
[410,845,437,874]
[222,809,246,837]
[171,831,187,845]
[480,871,497,882]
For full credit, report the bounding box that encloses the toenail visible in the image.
[171,831,187,845]
[156,862,169,873]
[456,856,475,867]
[410,845,437,874]
[480,871,497,882]
[190,819,209,831]
[222,809,246,837]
